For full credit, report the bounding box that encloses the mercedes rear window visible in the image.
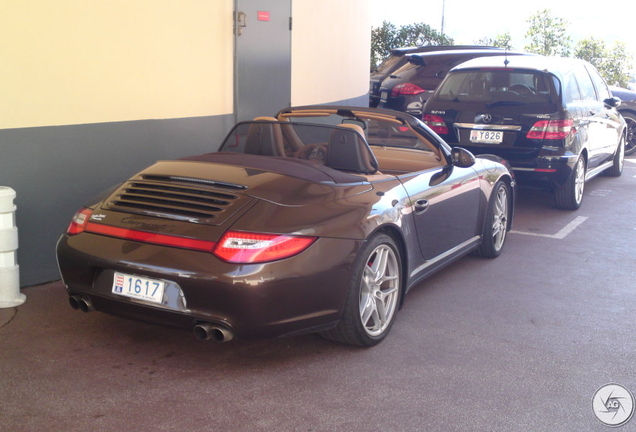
[434,69,556,105]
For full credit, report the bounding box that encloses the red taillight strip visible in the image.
[422,114,449,135]
[84,222,216,252]
[527,119,574,140]
[213,230,318,264]
[391,83,425,96]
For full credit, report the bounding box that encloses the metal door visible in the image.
[235,0,292,122]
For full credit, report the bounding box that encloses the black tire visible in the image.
[604,134,624,177]
[623,112,636,156]
[475,180,510,258]
[554,156,586,210]
[321,234,401,347]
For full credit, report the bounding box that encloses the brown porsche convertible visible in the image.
[56,106,515,346]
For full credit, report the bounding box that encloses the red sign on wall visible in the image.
[257,11,270,21]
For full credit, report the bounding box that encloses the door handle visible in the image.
[414,199,429,215]
[236,11,247,36]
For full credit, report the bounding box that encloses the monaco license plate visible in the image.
[470,129,503,144]
[112,272,165,304]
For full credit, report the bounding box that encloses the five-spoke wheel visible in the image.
[476,180,509,258]
[322,234,402,347]
[555,156,586,210]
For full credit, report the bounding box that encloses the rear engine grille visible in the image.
[103,178,246,224]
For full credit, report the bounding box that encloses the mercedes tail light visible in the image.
[527,119,574,140]
[423,114,449,135]
[391,83,425,97]
[213,231,317,264]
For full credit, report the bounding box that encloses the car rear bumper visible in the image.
[455,142,579,188]
[510,152,579,187]
[56,233,361,340]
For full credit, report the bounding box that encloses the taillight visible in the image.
[391,83,425,97]
[213,231,317,264]
[67,208,93,235]
[423,114,449,135]
[527,119,574,140]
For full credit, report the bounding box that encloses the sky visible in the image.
[370,0,636,72]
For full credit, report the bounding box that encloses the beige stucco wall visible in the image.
[0,1,234,129]
[0,1,370,130]
[290,0,371,105]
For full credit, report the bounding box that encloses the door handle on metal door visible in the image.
[236,11,247,36]
[414,199,429,215]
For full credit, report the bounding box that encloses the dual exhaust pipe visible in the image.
[68,294,94,313]
[193,323,234,343]
[68,294,234,343]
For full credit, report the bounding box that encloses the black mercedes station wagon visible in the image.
[423,55,626,209]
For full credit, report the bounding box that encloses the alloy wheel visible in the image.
[574,157,586,205]
[624,114,636,155]
[491,184,508,252]
[359,244,400,337]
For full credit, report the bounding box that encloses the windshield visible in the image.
[435,69,556,105]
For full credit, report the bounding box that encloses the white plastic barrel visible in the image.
[0,187,26,308]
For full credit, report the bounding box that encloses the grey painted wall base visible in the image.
[1,115,234,286]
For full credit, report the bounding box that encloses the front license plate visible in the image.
[112,272,165,304]
[470,129,503,144]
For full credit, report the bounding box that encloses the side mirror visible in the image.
[604,96,622,108]
[451,147,476,168]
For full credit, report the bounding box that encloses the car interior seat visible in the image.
[244,117,286,157]
[325,124,378,174]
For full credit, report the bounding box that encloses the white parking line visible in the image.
[511,216,588,239]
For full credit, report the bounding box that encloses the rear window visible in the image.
[434,69,556,105]
[373,54,405,75]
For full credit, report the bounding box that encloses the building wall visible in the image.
[1,0,371,286]
[1,1,234,129]
[291,0,370,106]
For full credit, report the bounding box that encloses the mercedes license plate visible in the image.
[470,129,503,144]
[112,272,165,304]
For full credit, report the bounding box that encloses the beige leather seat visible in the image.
[244,117,286,157]
[325,124,378,174]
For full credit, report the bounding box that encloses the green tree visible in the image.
[601,41,633,87]
[574,38,633,87]
[371,21,400,70]
[396,23,452,47]
[574,37,606,68]
[524,9,571,57]
[475,32,513,50]
[370,21,453,70]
